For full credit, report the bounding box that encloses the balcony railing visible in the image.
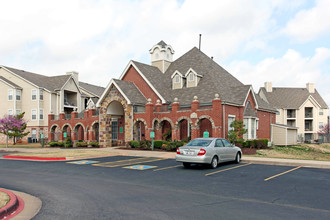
[305,113,313,118]
[65,114,71,120]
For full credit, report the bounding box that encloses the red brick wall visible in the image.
[257,110,276,140]
[122,66,161,103]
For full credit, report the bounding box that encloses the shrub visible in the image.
[48,141,64,147]
[255,139,268,149]
[129,141,140,148]
[76,142,88,147]
[140,140,151,149]
[154,140,166,149]
[64,137,72,148]
[165,142,177,151]
[89,142,99,147]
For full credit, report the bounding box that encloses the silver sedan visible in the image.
[176,138,242,169]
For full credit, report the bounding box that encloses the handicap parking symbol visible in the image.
[123,165,157,170]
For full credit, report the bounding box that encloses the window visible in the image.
[8,90,13,101]
[111,120,118,140]
[319,109,324,116]
[243,118,257,139]
[319,122,324,129]
[32,109,37,120]
[215,139,224,147]
[39,109,44,120]
[175,75,180,83]
[189,73,194,81]
[32,89,37,100]
[8,109,13,115]
[16,109,21,115]
[16,90,21,101]
[39,89,43,100]
[222,139,232,147]
[228,116,235,131]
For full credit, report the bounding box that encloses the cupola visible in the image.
[149,41,175,73]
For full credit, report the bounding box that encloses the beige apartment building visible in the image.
[259,82,329,142]
[0,66,104,143]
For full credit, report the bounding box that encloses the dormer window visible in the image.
[188,73,194,81]
[185,68,203,88]
[171,70,183,89]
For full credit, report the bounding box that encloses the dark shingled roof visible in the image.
[157,40,168,48]
[79,82,105,97]
[259,87,328,109]
[243,101,257,117]
[132,47,256,106]
[2,66,104,96]
[0,76,22,89]
[113,79,147,105]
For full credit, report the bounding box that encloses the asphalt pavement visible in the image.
[1,154,330,219]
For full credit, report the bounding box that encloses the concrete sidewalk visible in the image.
[2,147,330,169]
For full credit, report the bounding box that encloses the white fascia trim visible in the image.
[184,68,203,78]
[96,79,132,107]
[149,44,175,54]
[298,95,321,109]
[1,66,51,92]
[61,75,82,94]
[0,79,16,88]
[79,86,98,98]
[87,98,94,106]
[171,70,183,79]
[243,86,259,109]
[271,123,298,130]
[119,61,166,104]
[228,114,236,118]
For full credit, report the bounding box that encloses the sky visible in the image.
[1,0,330,113]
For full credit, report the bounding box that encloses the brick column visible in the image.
[59,113,65,120]
[212,94,222,138]
[191,96,200,112]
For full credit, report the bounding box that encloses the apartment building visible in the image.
[259,82,329,142]
[0,66,104,143]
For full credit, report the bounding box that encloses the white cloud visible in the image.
[283,0,330,42]
[226,47,330,108]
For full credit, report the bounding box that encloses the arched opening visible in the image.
[50,125,60,141]
[62,125,71,140]
[74,124,85,141]
[107,101,125,145]
[92,123,99,142]
[161,120,172,141]
[198,118,213,137]
[133,121,146,141]
[179,119,190,141]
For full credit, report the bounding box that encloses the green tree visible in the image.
[227,120,247,144]
[8,112,30,145]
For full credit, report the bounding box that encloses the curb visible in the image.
[3,155,66,161]
[0,188,24,219]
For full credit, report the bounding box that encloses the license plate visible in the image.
[185,151,194,155]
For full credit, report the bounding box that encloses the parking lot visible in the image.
[1,155,330,219]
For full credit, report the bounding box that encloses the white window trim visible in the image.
[39,89,44,101]
[16,89,21,101]
[175,75,180,83]
[31,109,37,120]
[228,115,236,132]
[16,109,21,115]
[32,89,37,101]
[8,89,13,101]
[8,109,13,115]
[319,109,324,115]
[39,108,44,120]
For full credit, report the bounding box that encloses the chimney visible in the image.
[264,82,272,92]
[306,83,315,93]
[66,71,79,84]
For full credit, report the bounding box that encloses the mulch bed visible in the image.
[241,148,258,155]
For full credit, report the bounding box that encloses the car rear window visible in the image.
[186,139,212,147]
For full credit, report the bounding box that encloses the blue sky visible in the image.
[0,0,329,113]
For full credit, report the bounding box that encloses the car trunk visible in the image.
[180,146,203,156]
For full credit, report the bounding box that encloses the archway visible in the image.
[133,119,147,141]
[92,122,99,142]
[107,101,125,145]
[198,118,213,137]
[62,124,72,140]
[161,120,172,141]
[178,119,190,141]
[50,125,60,141]
[74,124,85,141]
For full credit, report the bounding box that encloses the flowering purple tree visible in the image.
[0,115,27,148]
[318,123,330,134]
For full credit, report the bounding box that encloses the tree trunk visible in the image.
[13,136,16,145]
[6,134,8,148]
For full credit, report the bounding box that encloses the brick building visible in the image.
[95,41,277,147]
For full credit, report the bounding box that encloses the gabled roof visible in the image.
[79,82,105,97]
[243,101,257,117]
[259,87,328,109]
[0,76,22,89]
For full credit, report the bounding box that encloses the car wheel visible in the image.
[183,162,191,168]
[235,153,241,164]
[210,156,218,169]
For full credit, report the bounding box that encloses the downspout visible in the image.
[223,103,226,138]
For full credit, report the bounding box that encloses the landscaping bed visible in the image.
[0,191,9,209]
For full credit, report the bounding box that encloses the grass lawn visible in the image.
[255,144,330,161]
[0,191,10,209]
[7,149,116,158]
[0,143,42,148]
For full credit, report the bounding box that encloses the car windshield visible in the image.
[186,139,213,147]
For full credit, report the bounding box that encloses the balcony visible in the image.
[287,109,296,118]
[305,107,313,118]
[305,120,313,131]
